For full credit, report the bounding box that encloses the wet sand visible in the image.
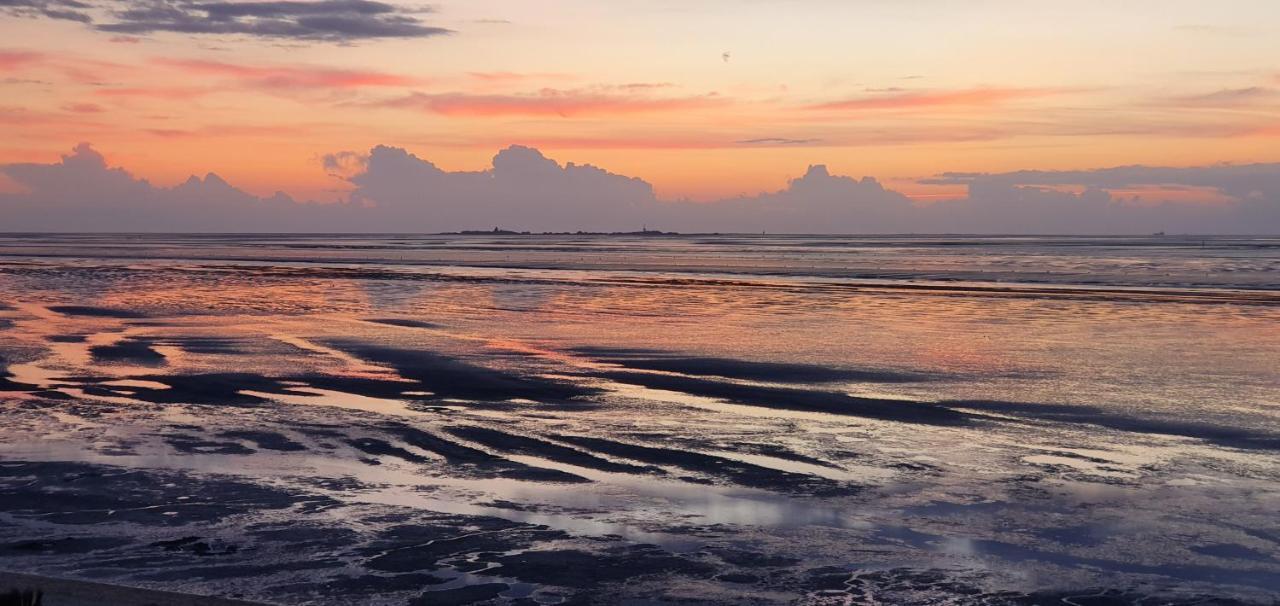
[0,234,1277,605]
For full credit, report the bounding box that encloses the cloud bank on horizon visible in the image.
[2,143,1278,234]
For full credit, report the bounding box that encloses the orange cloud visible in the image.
[808,87,1068,111]
[493,136,731,150]
[62,103,105,114]
[1163,87,1277,108]
[154,58,423,90]
[378,89,727,118]
[468,71,575,83]
[486,127,1008,150]
[0,106,105,132]
[0,50,135,84]
[1241,124,1280,137]
[144,125,307,139]
[0,107,58,125]
[95,86,211,100]
[0,50,44,72]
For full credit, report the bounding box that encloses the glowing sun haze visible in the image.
[1,0,1279,232]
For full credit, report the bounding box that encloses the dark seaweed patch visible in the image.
[445,425,663,476]
[601,371,969,425]
[947,399,1280,451]
[165,435,256,455]
[121,373,284,406]
[47,305,146,319]
[47,334,88,343]
[366,318,441,329]
[346,437,429,463]
[384,424,505,464]
[578,346,931,384]
[154,336,245,355]
[324,341,600,404]
[90,338,167,366]
[381,423,590,483]
[550,434,854,496]
[0,356,39,392]
[289,375,423,401]
[725,441,844,469]
[1189,543,1275,562]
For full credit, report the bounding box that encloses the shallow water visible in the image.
[0,234,1277,605]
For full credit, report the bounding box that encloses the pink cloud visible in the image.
[378,89,727,118]
[95,86,211,100]
[614,82,676,91]
[0,106,105,133]
[468,71,575,83]
[0,50,44,72]
[491,136,731,150]
[1163,87,1277,108]
[0,107,60,125]
[143,124,308,138]
[62,103,105,114]
[0,51,135,85]
[1242,124,1280,137]
[155,58,423,90]
[808,87,1069,111]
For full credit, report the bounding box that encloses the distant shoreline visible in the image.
[449,229,681,236]
[1,232,1276,238]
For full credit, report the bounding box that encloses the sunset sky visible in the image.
[2,0,1279,230]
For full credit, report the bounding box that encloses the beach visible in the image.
[0,234,1277,605]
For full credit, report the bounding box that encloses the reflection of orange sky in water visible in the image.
[95,273,375,316]
[3,264,1277,423]
[470,282,971,376]
[77,276,400,380]
[458,280,1279,395]
[909,339,1006,375]
[6,249,1269,406]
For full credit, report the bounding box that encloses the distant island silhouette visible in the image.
[452,228,680,236]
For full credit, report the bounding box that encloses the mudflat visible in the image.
[0,234,1277,604]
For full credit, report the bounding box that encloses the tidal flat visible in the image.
[0,234,1277,605]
